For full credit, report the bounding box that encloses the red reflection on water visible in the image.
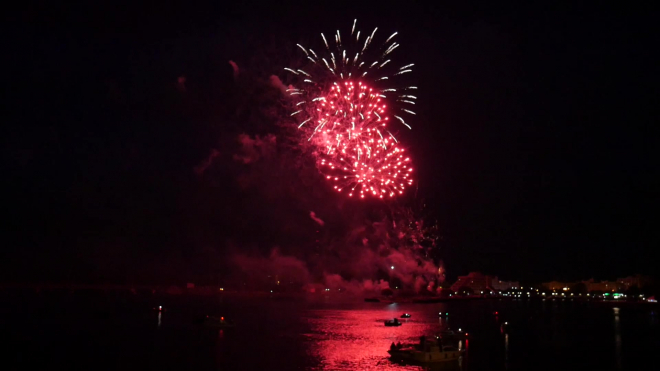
[304,306,455,369]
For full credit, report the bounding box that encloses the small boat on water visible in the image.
[384,318,402,326]
[400,313,411,318]
[389,337,463,363]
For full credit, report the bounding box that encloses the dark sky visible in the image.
[3,2,657,283]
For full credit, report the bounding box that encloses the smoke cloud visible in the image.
[233,134,276,164]
[197,64,442,295]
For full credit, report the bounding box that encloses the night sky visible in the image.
[3,3,657,284]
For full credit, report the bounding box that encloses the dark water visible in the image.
[2,291,658,370]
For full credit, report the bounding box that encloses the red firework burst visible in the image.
[310,81,393,154]
[319,141,413,199]
[285,21,417,199]
[305,81,413,199]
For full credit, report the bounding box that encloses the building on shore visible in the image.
[582,279,617,292]
[616,275,650,290]
[543,281,573,291]
[491,277,520,291]
[450,272,494,293]
[541,275,650,293]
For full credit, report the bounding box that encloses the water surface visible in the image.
[2,292,658,370]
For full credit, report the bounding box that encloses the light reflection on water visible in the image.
[613,307,622,370]
[303,306,462,370]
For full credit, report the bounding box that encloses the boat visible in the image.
[203,315,235,328]
[388,337,463,363]
[400,313,411,318]
[384,318,402,326]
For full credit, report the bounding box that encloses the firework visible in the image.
[319,141,413,199]
[286,19,417,136]
[304,80,391,154]
[285,20,418,199]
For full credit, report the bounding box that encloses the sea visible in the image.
[2,290,658,370]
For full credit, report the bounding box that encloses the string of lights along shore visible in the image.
[285,19,417,199]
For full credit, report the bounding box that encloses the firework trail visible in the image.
[285,20,418,199]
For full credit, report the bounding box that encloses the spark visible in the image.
[369,28,378,43]
[385,32,398,43]
[402,109,416,115]
[298,118,312,128]
[400,63,414,70]
[384,43,399,56]
[388,131,398,142]
[296,44,309,56]
[321,33,329,49]
[376,129,386,148]
[291,110,302,116]
[362,36,370,52]
[351,19,356,35]
[284,68,299,75]
[394,69,411,75]
[394,115,412,129]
